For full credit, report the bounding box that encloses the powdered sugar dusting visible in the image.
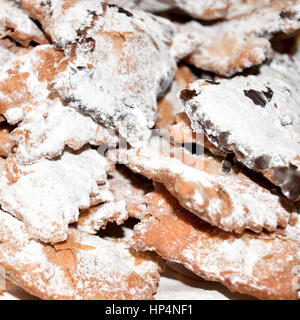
[134,186,300,299]
[0,148,111,243]
[11,98,118,164]
[78,200,129,234]
[173,21,272,76]
[183,54,300,200]
[109,137,293,233]
[0,210,162,299]
[108,166,153,220]
[172,1,300,75]
[32,1,176,145]
[0,0,47,46]
[0,45,63,124]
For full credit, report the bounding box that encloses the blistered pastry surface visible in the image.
[182,54,300,200]
[109,137,295,233]
[134,184,300,300]
[21,0,175,145]
[0,0,48,46]
[0,210,163,300]
[0,148,111,243]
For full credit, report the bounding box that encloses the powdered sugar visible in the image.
[11,98,118,164]
[0,0,47,46]
[172,1,300,75]
[183,54,300,200]
[172,0,228,20]
[173,21,272,76]
[223,1,300,37]
[110,137,293,232]
[0,148,111,243]
[134,186,300,299]
[0,44,15,64]
[32,1,176,145]
[78,200,129,234]
[0,45,62,124]
[109,166,153,220]
[0,210,162,299]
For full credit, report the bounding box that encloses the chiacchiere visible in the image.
[0,0,299,300]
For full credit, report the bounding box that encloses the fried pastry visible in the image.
[0,45,64,124]
[11,98,118,164]
[171,0,300,21]
[21,0,175,145]
[170,0,228,20]
[182,53,300,201]
[120,0,277,20]
[109,165,154,220]
[0,210,164,299]
[0,0,48,47]
[154,66,226,155]
[134,184,300,300]
[172,0,300,75]
[0,0,297,301]
[0,148,112,243]
[0,37,31,57]
[177,22,272,76]
[0,44,118,164]
[109,137,294,233]
[77,200,129,235]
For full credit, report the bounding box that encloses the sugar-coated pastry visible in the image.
[134,183,300,300]
[0,210,164,299]
[109,136,295,233]
[0,148,112,243]
[182,53,300,201]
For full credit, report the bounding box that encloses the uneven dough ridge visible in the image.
[182,54,300,201]
[134,184,300,300]
[0,210,163,300]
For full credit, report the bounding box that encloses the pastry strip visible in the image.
[134,184,300,300]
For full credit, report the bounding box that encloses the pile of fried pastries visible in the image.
[0,0,300,300]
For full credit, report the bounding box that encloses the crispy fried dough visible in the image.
[22,0,175,146]
[0,148,112,243]
[172,0,300,75]
[0,0,48,47]
[0,210,164,299]
[11,98,118,164]
[134,184,300,300]
[0,45,64,124]
[172,21,272,76]
[109,165,153,220]
[182,53,300,201]
[109,137,295,233]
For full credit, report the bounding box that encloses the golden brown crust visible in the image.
[134,184,300,300]
[0,0,48,47]
[0,210,164,300]
[110,139,294,234]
